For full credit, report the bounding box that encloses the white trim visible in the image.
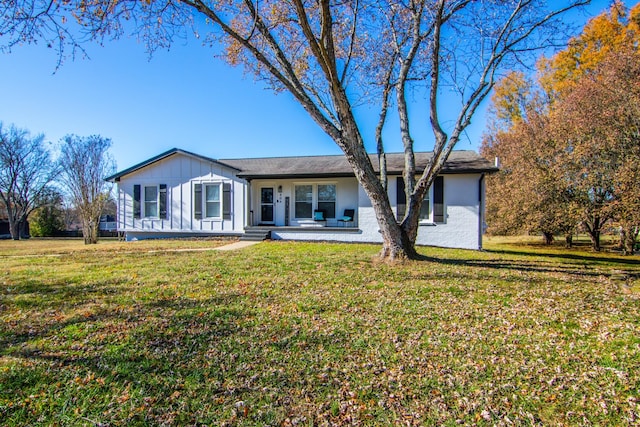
[293,181,338,220]
[143,184,160,219]
[294,183,314,220]
[203,182,223,220]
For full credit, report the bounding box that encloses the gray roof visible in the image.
[105,148,241,182]
[221,150,498,179]
[107,148,497,181]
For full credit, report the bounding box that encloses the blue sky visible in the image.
[0,1,624,171]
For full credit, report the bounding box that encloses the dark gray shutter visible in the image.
[194,184,202,219]
[159,184,167,219]
[396,177,406,220]
[223,183,232,220]
[434,176,444,223]
[133,185,141,219]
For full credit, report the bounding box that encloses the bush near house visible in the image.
[1,239,638,425]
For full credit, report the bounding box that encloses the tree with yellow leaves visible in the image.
[483,1,640,252]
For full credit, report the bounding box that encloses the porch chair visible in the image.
[338,209,355,227]
[313,209,327,225]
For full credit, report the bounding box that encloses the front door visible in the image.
[260,187,274,224]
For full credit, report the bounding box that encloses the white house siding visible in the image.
[110,149,490,249]
[415,174,483,250]
[114,153,245,240]
[248,177,359,227]
[273,174,484,250]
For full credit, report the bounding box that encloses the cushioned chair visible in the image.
[313,209,326,225]
[338,209,355,227]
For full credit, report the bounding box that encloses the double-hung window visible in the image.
[144,186,158,218]
[205,184,221,218]
[317,184,336,219]
[194,182,231,220]
[133,184,167,219]
[295,184,313,219]
[294,183,337,219]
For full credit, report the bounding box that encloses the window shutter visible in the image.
[396,177,406,220]
[223,183,232,220]
[194,184,202,219]
[133,185,141,219]
[434,176,444,223]
[159,184,167,219]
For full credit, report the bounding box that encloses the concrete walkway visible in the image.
[140,240,261,254]
[213,240,262,251]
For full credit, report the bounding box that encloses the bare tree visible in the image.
[58,135,116,244]
[0,123,59,240]
[0,0,589,259]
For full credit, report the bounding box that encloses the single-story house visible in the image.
[106,148,498,249]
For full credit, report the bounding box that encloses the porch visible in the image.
[247,177,360,229]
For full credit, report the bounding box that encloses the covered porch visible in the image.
[245,177,360,229]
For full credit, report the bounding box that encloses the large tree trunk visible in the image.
[583,216,604,251]
[342,139,411,261]
[4,201,20,240]
[586,227,601,251]
[328,85,416,261]
[352,158,420,261]
[18,218,29,239]
[9,219,19,240]
[82,216,100,244]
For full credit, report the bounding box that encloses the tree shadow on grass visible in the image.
[1,289,358,425]
[486,248,640,267]
[413,249,640,281]
[0,292,246,358]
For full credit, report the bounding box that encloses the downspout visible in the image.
[478,174,485,250]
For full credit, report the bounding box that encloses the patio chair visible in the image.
[313,209,327,225]
[337,209,355,227]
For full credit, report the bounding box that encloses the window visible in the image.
[419,192,430,221]
[317,184,336,219]
[396,176,444,223]
[134,184,167,219]
[144,186,158,217]
[295,185,313,219]
[205,184,221,218]
[194,182,229,220]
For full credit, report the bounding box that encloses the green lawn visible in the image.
[1,238,639,426]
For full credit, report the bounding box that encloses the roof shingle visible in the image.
[220,150,498,179]
[107,148,498,181]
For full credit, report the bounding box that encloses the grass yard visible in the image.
[0,238,639,426]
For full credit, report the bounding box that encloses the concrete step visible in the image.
[240,228,271,241]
